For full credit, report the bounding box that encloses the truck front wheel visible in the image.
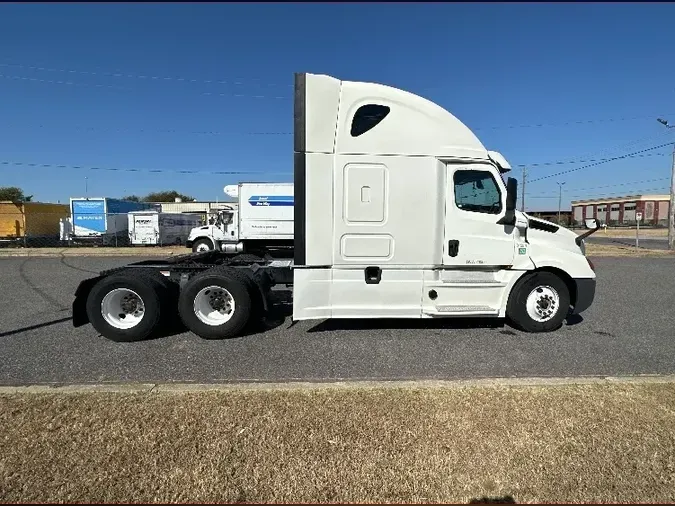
[192,238,214,253]
[178,268,252,339]
[506,272,570,333]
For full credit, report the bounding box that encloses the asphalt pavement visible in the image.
[1,254,674,386]
[586,235,668,250]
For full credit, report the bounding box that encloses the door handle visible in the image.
[364,266,382,284]
[448,240,459,257]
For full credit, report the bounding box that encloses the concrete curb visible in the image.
[1,374,674,395]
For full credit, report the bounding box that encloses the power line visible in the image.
[527,176,671,197]
[529,185,670,199]
[201,91,288,99]
[0,123,293,137]
[514,151,667,169]
[518,130,675,209]
[0,72,290,100]
[474,113,675,131]
[553,129,675,166]
[570,185,670,199]
[7,124,675,141]
[0,160,278,176]
[4,62,674,130]
[0,73,130,91]
[0,62,292,88]
[527,142,675,183]
[2,149,672,178]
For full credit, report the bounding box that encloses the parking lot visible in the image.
[1,254,675,386]
[586,235,669,250]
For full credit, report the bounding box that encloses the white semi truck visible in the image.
[71,72,599,343]
[185,182,294,257]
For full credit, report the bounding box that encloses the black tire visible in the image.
[178,267,253,339]
[86,270,172,342]
[192,238,214,253]
[506,271,570,333]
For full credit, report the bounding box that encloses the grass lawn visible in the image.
[1,381,674,503]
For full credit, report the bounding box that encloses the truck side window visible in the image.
[453,170,502,215]
[351,104,390,137]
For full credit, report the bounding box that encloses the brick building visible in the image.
[571,194,669,227]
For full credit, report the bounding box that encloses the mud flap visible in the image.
[72,276,102,327]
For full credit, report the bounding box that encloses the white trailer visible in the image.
[186,182,293,256]
[72,72,599,343]
[128,211,203,246]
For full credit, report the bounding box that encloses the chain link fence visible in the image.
[1,203,666,249]
[0,204,208,249]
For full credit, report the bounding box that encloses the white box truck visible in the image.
[128,211,203,246]
[186,182,293,256]
[71,72,599,343]
[67,197,157,245]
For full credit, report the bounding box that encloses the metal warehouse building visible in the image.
[571,194,670,227]
[153,200,236,215]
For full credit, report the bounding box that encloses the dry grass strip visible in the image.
[1,382,674,503]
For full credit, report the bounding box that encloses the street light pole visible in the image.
[657,119,675,250]
[521,166,527,212]
[557,181,565,225]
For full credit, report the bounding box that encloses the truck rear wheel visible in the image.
[192,238,214,253]
[506,271,570,333]
[178,267,252,339]
[86,271,172,342]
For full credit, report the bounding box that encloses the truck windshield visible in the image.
[219,212,233,225]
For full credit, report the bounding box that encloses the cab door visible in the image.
[443,164,516,267]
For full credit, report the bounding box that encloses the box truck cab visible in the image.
[72,72,597,343]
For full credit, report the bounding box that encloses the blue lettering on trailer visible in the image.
[248,195,294,207]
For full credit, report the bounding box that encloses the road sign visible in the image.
[636,212,643,222]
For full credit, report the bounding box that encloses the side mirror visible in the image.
[498,177,518,226]
[506,177,518,211]
[584,218,600,230]
[576,217,601,246]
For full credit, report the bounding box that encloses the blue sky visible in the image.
[1,2,674,211]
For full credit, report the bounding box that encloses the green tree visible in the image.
[121,195,141,202]
[0,187,33,202]
[143,190,195,203]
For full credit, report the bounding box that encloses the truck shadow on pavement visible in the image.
[307,316,507,333]
[0,314,72,338]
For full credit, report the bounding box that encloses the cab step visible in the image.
[423,305,499,316]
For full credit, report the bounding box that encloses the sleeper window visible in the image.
[351,104,390,137]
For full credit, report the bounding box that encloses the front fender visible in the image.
[529,254,595,279]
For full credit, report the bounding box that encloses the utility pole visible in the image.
[557,181,565,225]
[521,166,527,212]
[657,119,675,250]
[85,176,88,196]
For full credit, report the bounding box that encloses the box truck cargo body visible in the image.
[0,201,69,245]
[238,183,294,240]
[69,197,157,245]
[128,211,203,246]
